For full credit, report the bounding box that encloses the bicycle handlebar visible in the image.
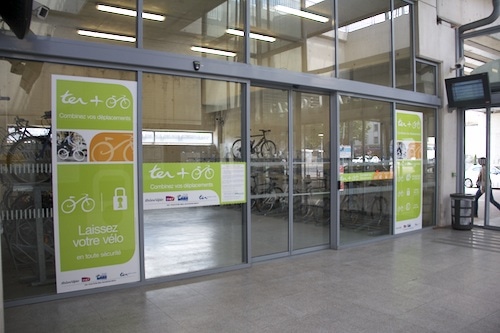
[14,115,28,124]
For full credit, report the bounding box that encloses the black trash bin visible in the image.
[450,193,474,230]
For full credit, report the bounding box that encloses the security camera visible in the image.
[33,2,50,20]
[450,57,465,71]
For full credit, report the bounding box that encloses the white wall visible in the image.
[416,0,496,225]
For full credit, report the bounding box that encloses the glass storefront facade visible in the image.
[0,0,439,304]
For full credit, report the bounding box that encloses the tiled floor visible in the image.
[5,227,500,333]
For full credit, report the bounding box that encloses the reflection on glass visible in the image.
[142,74,243,278]
[292,91,330,250]
[144,0,245,61]
[416,61,437,95]
[338,0,391,86]
[250,1,334,75]
[250,86,289,257]
[339,96,393,245]
[394,1,413,90]
[18,1,138,46]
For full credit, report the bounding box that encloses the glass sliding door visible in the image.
[250,87,289,258]
[250,87,330,258]
[339,96,393,245]
[142,74,244,278]
[292,91,330,250]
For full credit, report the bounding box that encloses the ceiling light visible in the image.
[226,29,276,42]
[190,46,236,57]
[96,4,165,22]
[275,5,329,23]
[77,29,136,42]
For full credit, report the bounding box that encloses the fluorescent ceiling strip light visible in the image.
[191,46,236,57]
[226,28,276,42]
[97,4,165,22]
[77,29,136,42]
[275,5,329,23]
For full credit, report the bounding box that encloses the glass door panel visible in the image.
[292,91,330,250]
[465,108,500,228]
[142,74,244,278]
[250,87,289,257]
[339,96,393,245]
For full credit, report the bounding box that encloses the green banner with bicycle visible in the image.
[52,75,139,293]
[143,162,246,209]
[395,110,423,234]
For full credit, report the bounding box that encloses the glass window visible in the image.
[143,0,245,62]
[339,96,393,245]
[250,0,334,75]
[394,1,413,90]
[0,58,135,301]
[338,0,391,86]
[142,74,244,278]
[21,1,138,46]
[396,103,436,228]
[416,60,437,95]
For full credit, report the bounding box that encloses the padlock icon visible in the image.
[113,187,127,210]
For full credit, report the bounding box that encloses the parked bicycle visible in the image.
[232,129,277,159]
[250,175,283,213]
[340,181,391,233]
[4,111,52,184]
[1,189,54,268]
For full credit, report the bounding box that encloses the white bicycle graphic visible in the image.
[57,145,87,162]
[61,193,96,214]
[191,166,215,180]
[91,135,133,162]
[105,95,131,109]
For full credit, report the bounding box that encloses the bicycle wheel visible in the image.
[231,139,242,159]
[370,196,389,227]
[73,149,87,162]
[312,198,330,225]
[6,136,51,183]
[340,196,361,227]
[292,194,311,221]
[61,198,76,214]
[257,186,283,213]
[5,193,37,265]
[260,140,277,158]
[81,198,96,212]
[0,131,24,154]
[57,147,70,160]
[91,141,114,162]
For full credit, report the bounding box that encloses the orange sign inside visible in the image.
[90,133,133,162]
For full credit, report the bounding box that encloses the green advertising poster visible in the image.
[52,75,139,293]
[143,162,246,209]
[395,110,423,234]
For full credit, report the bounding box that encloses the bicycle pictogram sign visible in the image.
[90,132,133,162]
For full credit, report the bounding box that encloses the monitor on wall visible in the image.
[0,0,32,39]
[445,72,492,109]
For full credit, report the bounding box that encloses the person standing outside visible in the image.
[474,157,500,217]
